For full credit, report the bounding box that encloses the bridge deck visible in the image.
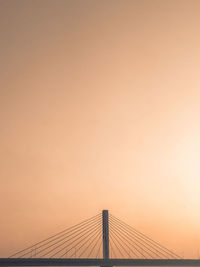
[1,258,200,266]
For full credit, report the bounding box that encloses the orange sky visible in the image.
[0,0,200,258]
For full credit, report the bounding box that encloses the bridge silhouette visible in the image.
[1,210,200,266]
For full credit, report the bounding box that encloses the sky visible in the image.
[0,0,200,258]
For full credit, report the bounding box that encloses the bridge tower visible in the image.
[102,210,109,259]
[102,210,111,267]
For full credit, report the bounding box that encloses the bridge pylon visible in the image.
[102,210,112,267]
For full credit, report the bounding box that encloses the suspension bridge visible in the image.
[1,210,200,266]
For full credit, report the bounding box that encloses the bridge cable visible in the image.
[110,218,160,258]
[109,230,125,258]
[110,215,179,259]
[64,228,101,258]
[9,213,101,258]
[96,238,102,258]
[18,215,101,258]
[48,222,101,258]
[36,217,101,257]
[110,224,144,259]
[43,222,101,258]
[110,216,172,259]
[110,219,163,259]
[110,219,169,259]
[110,227,133,258]
[110,215,167,258]
[110,219,145,258]
[110,221,147,258]
[87,231,102,258]
[61,227,101,258]
[110,214,181,258]
[110,242,117,259]
[110,214,181,259]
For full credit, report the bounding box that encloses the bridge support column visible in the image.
[102,210,109,259]
[101,210,111,267]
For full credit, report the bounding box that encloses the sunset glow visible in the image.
[1,0,200,259]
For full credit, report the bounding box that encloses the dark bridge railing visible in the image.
[1,258,200,266]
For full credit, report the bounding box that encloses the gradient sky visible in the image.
[1,0,200,258]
